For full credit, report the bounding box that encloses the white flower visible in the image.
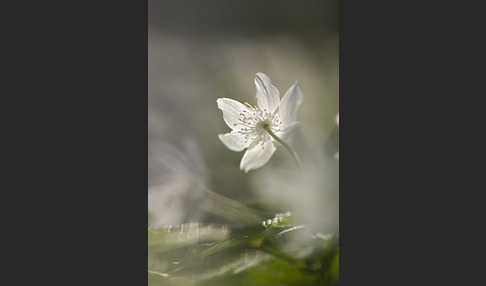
[217,72,303,172]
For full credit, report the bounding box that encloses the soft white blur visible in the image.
[149,27,338,228]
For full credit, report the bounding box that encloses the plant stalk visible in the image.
[263,126,302,169]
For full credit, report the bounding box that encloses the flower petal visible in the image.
[279,83,303,127]
[276,121,300,139]
[240,140,276,172]
[218,132,249,152]
[255,73,280,113]
[216,98,251,130]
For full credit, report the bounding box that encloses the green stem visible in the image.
[263,126,302,169]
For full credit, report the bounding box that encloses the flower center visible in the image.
[259,120,271,131]
[235,104,285,146]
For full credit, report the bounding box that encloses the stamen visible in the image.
[243,102,253,108]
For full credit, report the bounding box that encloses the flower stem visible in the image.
[263,126,302,168]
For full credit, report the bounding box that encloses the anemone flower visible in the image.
[217,72,303,172]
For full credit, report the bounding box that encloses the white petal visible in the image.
[279,83,303,127]
[218,132,249,152]
[216,98,251,130]
[276,121,300,139]
[254,73,280,113]
[240,140,276,172]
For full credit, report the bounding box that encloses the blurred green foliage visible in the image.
[148,217,338,286]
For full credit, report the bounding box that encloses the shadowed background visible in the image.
[149,0,338,235]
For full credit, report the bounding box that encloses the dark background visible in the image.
[149,0,338,36]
